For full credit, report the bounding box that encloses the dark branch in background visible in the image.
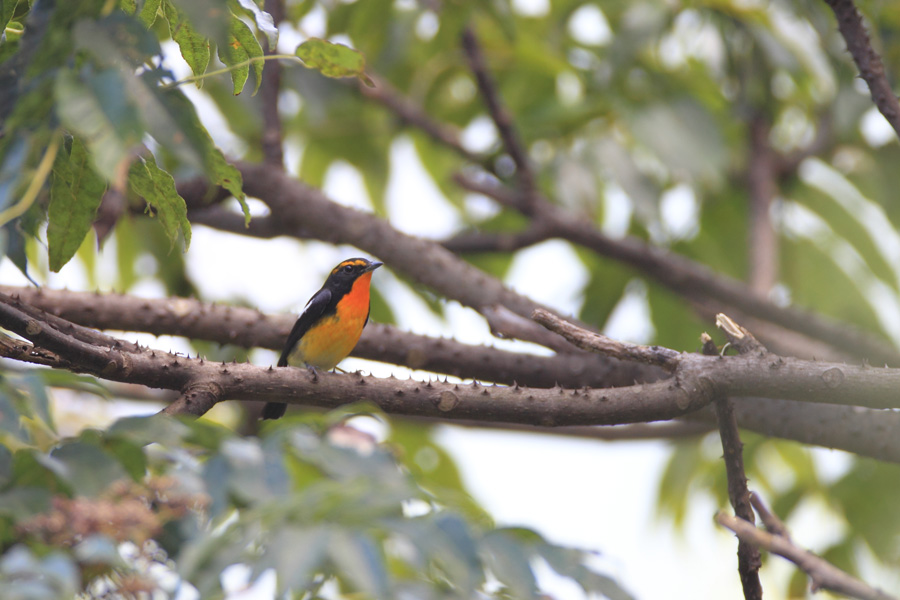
[773,113,833,178]
[461,26,538,213]
[441,222,554,253]
[358,75,487,167]
[707,396,900,464]
[823,0,900,140]
[259,0,285,167]
[717,506,897,600]
[453,172,900,365]
[747,114,778,296]
[703,332,762,600]
[324,34,896,364]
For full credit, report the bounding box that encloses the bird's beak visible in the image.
[365,261,383,273]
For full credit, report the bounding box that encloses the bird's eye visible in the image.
[343,265,354,273]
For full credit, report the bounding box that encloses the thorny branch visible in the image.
[9,286,900,462]
[6,293,900,421]
[823,0,900,140]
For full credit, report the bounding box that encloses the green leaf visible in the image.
[536,542,635,600]
[481,531,539,600]
[0,487,52,520]
[49,441,130,497]
[128,78,248,222]
[216,15,263,96]
[164,0,210,84]
[107,414,191,447]
[128,154,192,251]
[260,525,331,593]
[328,530,389,599]
[48,136,106,272]
[138,0,162,27]
[1,0,17,32]
[231,0,277,47]
[54,67,142,182]
[167,0,230,48]
[295,38,373,86]
[73,12,163,69]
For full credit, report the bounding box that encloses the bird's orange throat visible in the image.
[342,270,373,312]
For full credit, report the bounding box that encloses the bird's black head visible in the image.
[324,257,383,292]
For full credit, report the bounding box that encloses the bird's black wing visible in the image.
[277,287,333,367]
[264,288,335,420]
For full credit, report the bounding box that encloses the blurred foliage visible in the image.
[4,0,900,596]
[0,381,631,599]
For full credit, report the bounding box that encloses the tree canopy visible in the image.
[2,0,900,598]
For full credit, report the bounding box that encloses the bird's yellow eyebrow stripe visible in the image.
[330,259,368,275]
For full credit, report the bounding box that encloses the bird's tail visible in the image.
[261,402,287,420]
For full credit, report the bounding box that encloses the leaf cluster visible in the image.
[0,379,632,599]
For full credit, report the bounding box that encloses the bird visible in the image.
[261,257,383,420]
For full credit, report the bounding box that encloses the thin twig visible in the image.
[823,0,900,140]
[716,513,897,600]
[749,492,790,539]
[441,223,554,254]
[704,333,762,600]
[259,0,285,167]
[460,26,538,212]
[533,308,682,370]
[359,74,487,166]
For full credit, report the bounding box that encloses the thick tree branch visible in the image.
[823,0,900,140]
[12,286,900,461]
[0,313,714,424]
[14,287,900,461]
[717,511,897,600]
[709,397,900,464]
[0,286,655,389]
[530,310,900,412]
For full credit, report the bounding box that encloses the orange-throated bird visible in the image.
[262,257,382,420]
